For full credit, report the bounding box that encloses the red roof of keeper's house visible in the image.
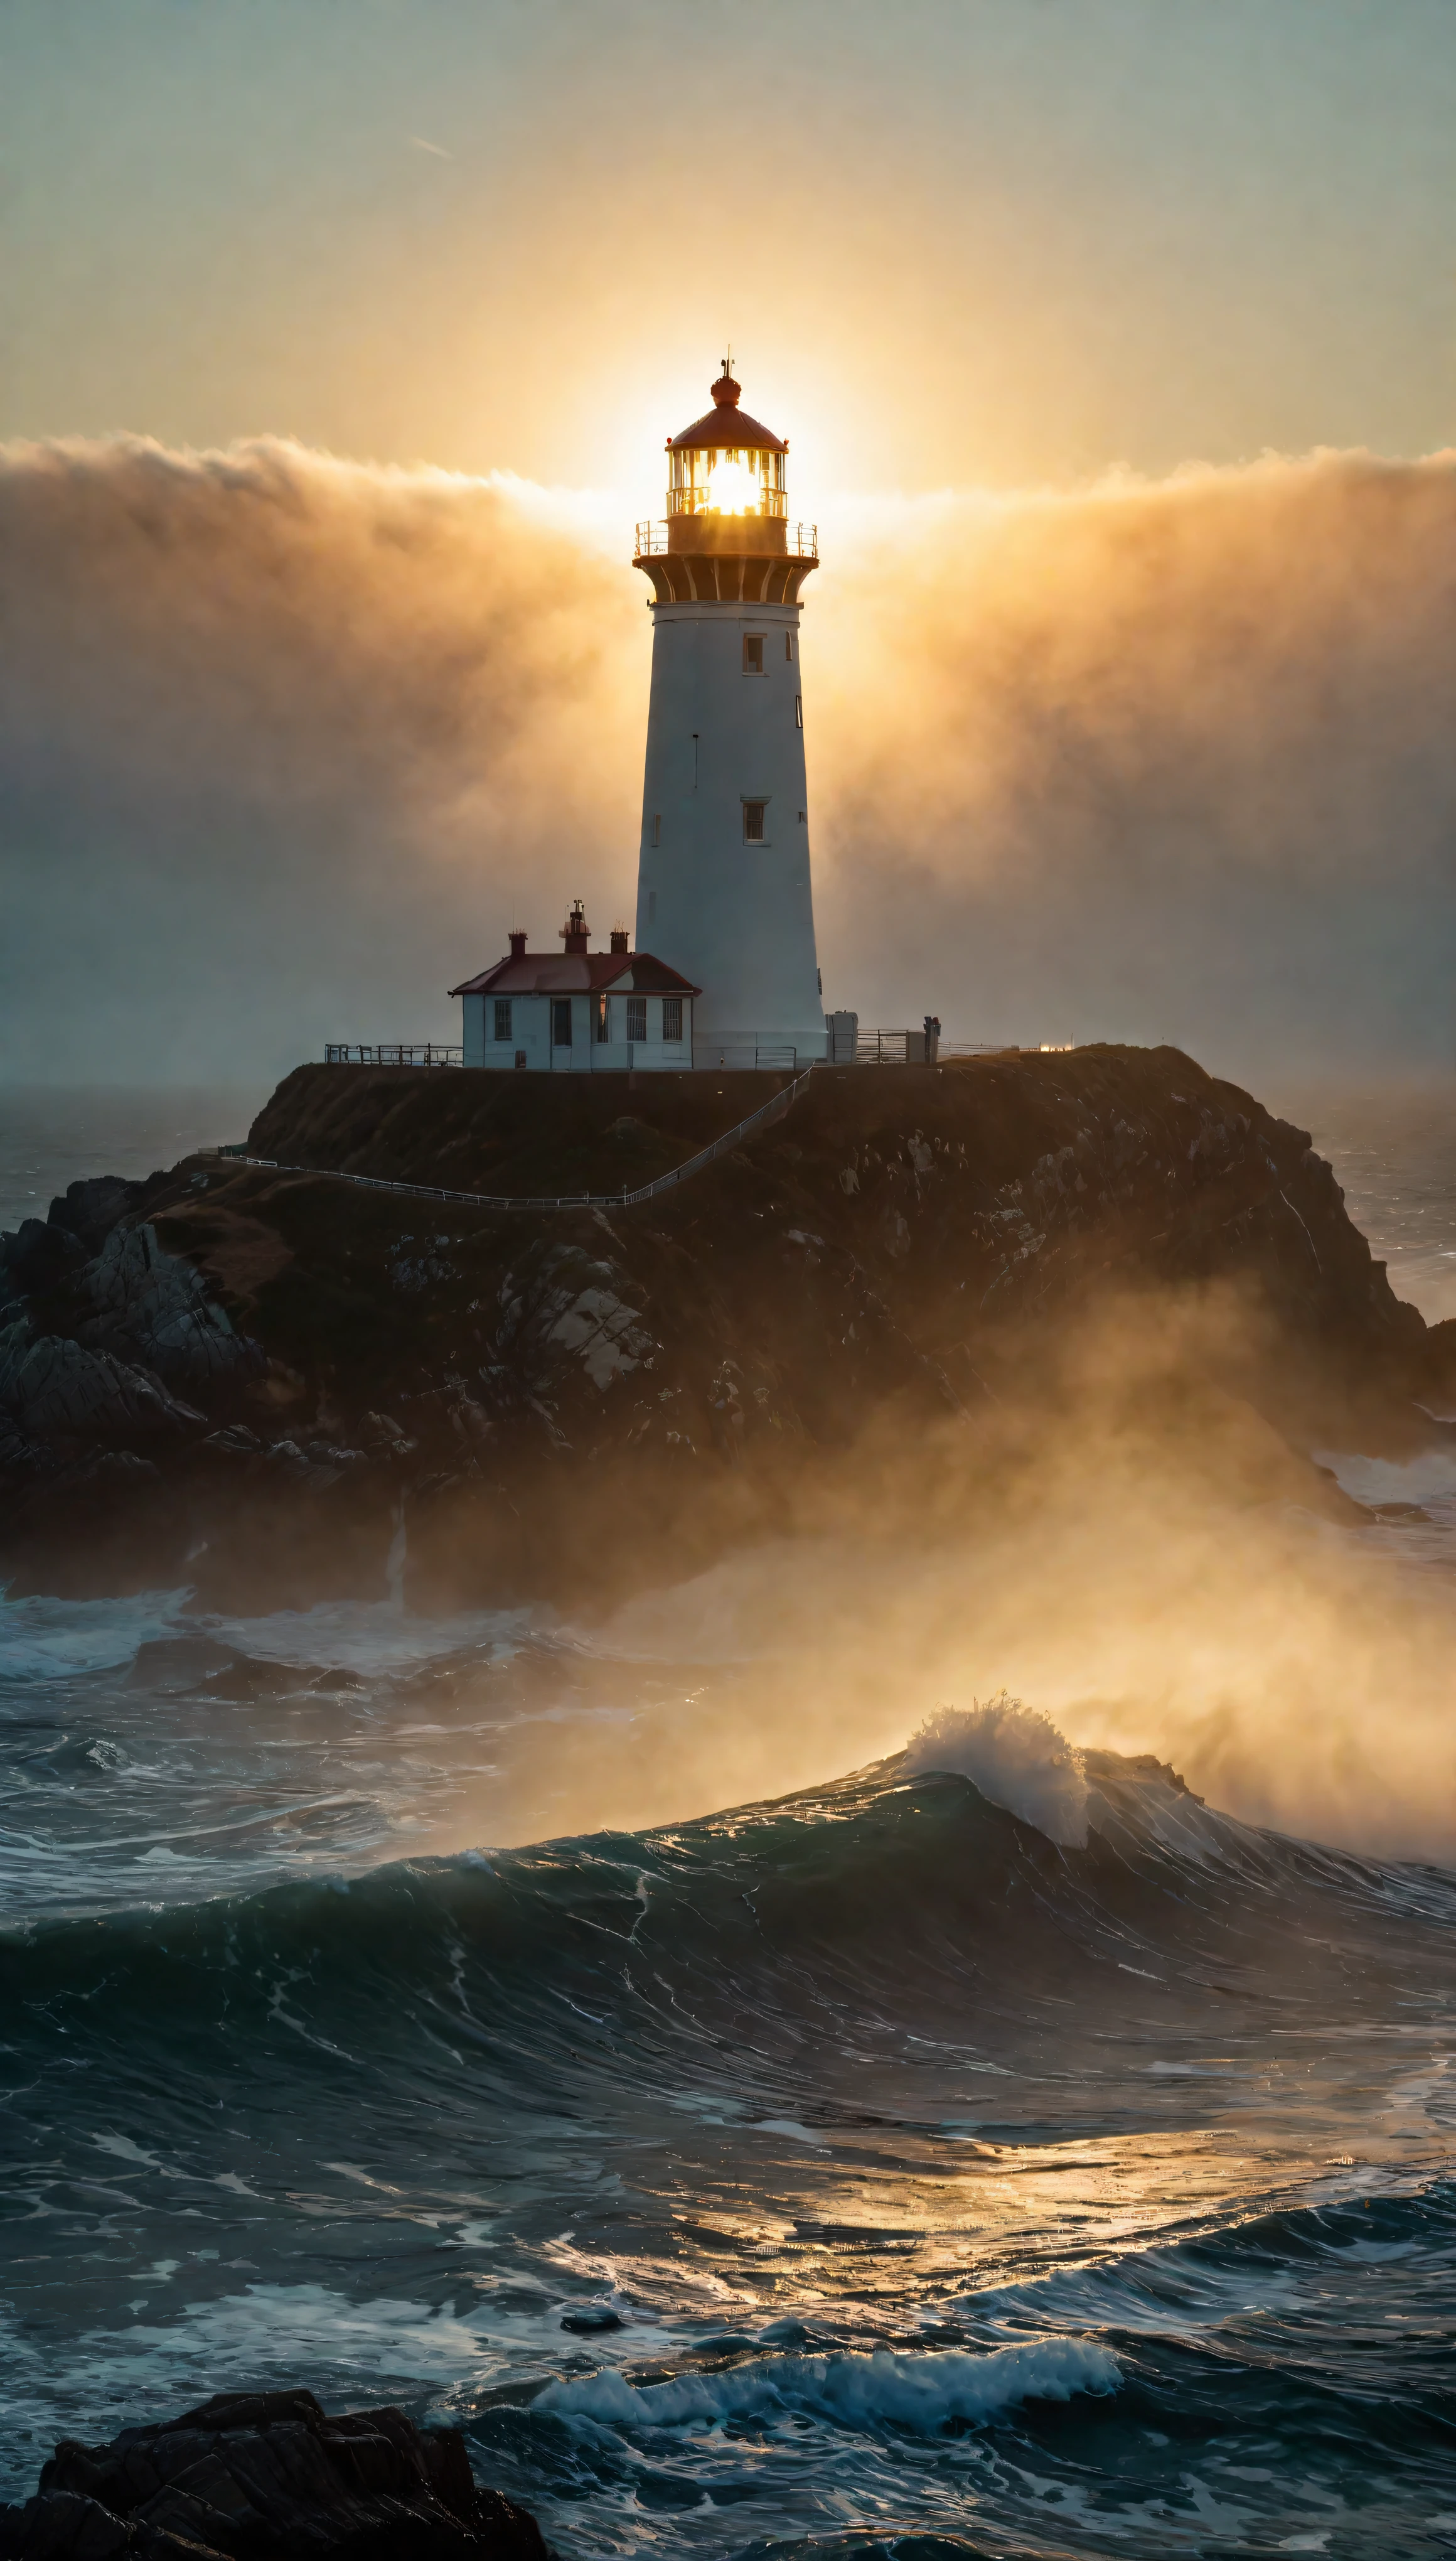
[449,950,701,999]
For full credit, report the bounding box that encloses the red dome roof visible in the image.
[669,365,786,454]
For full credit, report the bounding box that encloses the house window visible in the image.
[795,694,803,729]
[493,998,512,1043]
[785,632,793,660]
[626,995,647,1043]
[742,635,764,675]
[651,813,661,846]
[742,800,766,842]
[552,997,572,1048]
[663,996,683,1043]
[594,994,610,1043]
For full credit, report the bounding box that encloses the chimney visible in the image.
[508,929,527,960]
[610,924,629,955]
[559,898,590,956]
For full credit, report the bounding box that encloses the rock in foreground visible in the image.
[0,2390,549,2561]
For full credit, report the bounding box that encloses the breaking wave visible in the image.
[904,1693,1090,1845]
[538,2336,1120,2434]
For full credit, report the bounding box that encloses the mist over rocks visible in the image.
[0,1044,1445,1608]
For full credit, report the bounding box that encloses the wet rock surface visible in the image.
[0,1331,204,1444]
[0,2390,550,2561]
[0,1046,1448,1603]
[78,1222,260,1393]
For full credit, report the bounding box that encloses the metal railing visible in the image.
[697,1044,798,1072]
[850,1031,1006,1065]
[323,1043,806,1075]
[634,520,817,560]
[318,1036,1071,1073]
[848,1032,1078,1064]
[214,1065,820,1213]
[324,1043,461,1067]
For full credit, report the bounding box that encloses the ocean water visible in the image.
[1275,1078,1456,1329]
[0,1087,265,1236]
[3,1078,1456,2559]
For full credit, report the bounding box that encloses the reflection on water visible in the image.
[3,1690,1455,2555]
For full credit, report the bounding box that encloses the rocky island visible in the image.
[1,1047,1449,1608]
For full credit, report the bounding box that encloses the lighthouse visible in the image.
[632,361,827,1067]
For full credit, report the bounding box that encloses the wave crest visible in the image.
[904,1694,1089,1846]
[537,2336,1119,2436]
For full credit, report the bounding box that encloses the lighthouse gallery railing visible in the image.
[634,520,817,561]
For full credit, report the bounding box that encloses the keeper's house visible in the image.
[451,903,699,1074]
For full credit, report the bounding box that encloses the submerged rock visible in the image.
[0,2389,550,2561]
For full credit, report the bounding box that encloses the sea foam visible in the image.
[904,1694,1089,1846]
[537,2336,1119,2434]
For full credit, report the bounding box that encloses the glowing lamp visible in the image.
[707,454,763,515]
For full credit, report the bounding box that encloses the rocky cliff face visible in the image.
[1,1049,1448,1604]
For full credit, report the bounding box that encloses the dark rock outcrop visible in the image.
[0,1211,264,1554]
[0,1329,204,1443]
[0,2390,549,2561]
[0,1045,1448,1603]
[1,1220,86,1302]
[77,1222,262,1394]
[48,1176,146,1256]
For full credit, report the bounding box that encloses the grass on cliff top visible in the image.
[247,1050,1245,1203]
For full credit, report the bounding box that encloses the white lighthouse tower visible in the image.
[633,361,827,1068]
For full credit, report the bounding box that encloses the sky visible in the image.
[6,0,1456,488]
[1,0,1454,1083]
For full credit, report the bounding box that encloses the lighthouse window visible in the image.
[651,813,661,846]
[493,999,512,1043]
[663,997,683,1042]
[552,998,572,1048]
[742,800,766,842]
[795,694,803,729]
[742,635,764,675]
[626,996,647,1042]
[785,633,793,661]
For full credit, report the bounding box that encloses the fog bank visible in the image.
[3,433,1453,1082]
